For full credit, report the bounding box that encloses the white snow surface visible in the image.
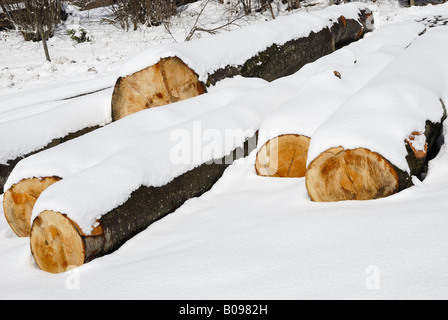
[0,88,112,165]
[1,1,448,300]
[307,27,448,172]
[119,3,371,82]
[257,20,426,147]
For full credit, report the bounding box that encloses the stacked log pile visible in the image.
[0,3,373,193]
[2,3,375,273]
[18,81,297,273]
[3,78,267,238]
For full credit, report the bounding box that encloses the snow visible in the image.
[0,88,112,165]
[257,20,426,147]
[119,2,371,82]
[409,132,428,152]
[1,0,448,300]
[307,27,448,172]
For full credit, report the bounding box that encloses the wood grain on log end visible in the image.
[256,134,311,178]
[306,147,400,202]
[3,177,61,237]
[30,211,85,274]
[111,57,206,121]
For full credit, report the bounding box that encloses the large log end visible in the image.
[305,147,400,202]
[3,177,61,237]
[111,57,206,121]
[30,211,85,274]
[255,134,310,178]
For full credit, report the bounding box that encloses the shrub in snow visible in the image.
[66,27,92,43]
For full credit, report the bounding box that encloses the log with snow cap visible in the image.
[305,28,448,202]
[27,81,299,273]
[3,77,268,238]
[255,21,427,178]
[0,89,112,192]
[111,3,374,121]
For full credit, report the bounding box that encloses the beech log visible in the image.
[306,119,445,202]
[255,134,310,178]
[111,11,373,121]
[30,135,257,273]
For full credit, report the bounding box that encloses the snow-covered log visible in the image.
[25,79,301,273]
[305,28,448,202]
[0,89,112,193]
[30,136,256,274]
[111,3,373,120]
[255,22,427,178]
[3,78,268,238]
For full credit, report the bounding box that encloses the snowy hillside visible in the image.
[1,0,448,300]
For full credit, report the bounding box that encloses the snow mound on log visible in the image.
[257,21,427,147]
[118,3,371,82]
[307,28,448,172]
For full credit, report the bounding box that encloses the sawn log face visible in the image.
[256,134,311,178]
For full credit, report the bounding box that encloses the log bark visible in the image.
[30,135,257,273]
[255,134,310,178]
[111,10,373,121]
[111,57,207,121]
[205,11,372,86]
[306,118,445,202]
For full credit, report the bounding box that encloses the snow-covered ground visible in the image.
[1,0,448,300]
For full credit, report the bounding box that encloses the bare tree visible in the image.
[0,0,65,41]
[282,0,301,10]
[240,0,276,18]
[104,0,179,31]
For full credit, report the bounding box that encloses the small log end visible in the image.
[255,134,311,178]
[3,177,61,237]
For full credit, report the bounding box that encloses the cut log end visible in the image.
[3,177,61,237]
[30,211,85,274]
[306,147,400,202]
[255,135,311,178]
[111,57,206,121]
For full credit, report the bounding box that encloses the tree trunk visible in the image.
[30,135,257,273]
[37,21,51,62]
[255,134,310,177]
[111,9,373,121]
[305,117,445,202]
